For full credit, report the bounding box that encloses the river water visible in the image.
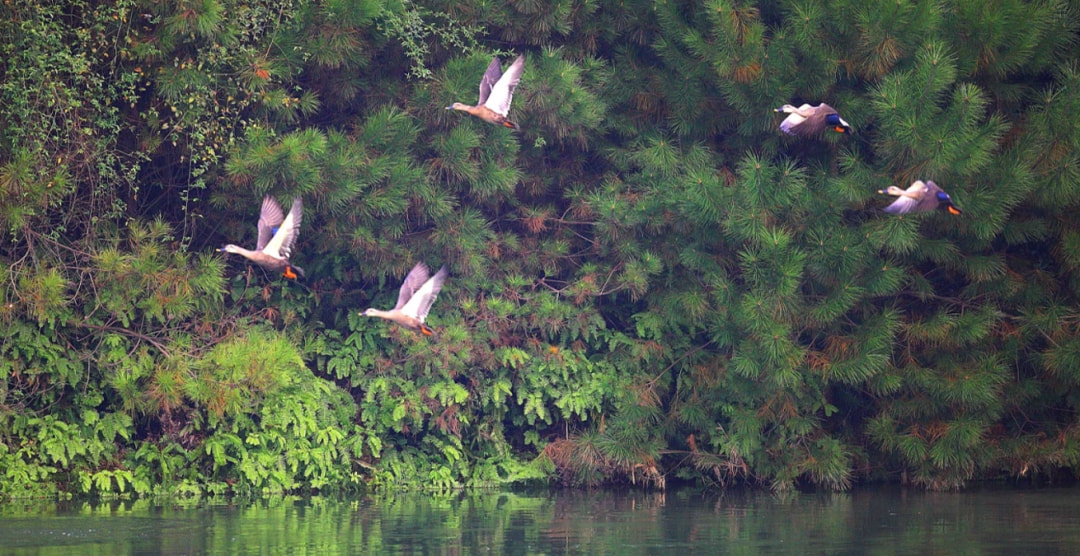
[2,485,1079,554]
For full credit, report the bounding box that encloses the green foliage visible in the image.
[378,1,483,80]
[0,0,141,235]
[4,0,1080,498]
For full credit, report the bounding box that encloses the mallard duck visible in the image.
[878,180,962,215]
[363,263,449,337]
[218,196,305,279]
[446,54,526,130]
[775,103,851,136]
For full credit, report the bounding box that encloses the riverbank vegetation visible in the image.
[3,0,1080,497]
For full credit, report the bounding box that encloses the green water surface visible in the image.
[2,486,1079,554]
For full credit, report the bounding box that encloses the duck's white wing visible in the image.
[882,196,920,214]
[256,196,285,251]
[477,57,503,106]
[778,105,813,134]
[402,266,448,322]
[262,197,302,259]
[483,55,525,116]
[882,181,929,214]
[778,112,806,134]
[394,263,430,311]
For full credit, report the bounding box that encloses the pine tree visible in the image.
[4,0,1080,495]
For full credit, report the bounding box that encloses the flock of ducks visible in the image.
[218,54,964,339]
[218,195,448,337]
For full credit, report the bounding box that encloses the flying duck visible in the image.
[878,180,962,215]
[363,263,449,337]
[775,103,851,136]
[446,54,526,130]
[218,196,305,279]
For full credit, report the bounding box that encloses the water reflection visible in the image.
[2,486,1080,554]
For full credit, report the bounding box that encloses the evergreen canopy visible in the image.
[2,0,1080,496]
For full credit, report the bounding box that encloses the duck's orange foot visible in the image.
[283,267,298,280]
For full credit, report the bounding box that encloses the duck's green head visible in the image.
[825,113,852,134]
[937,191,962,215]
